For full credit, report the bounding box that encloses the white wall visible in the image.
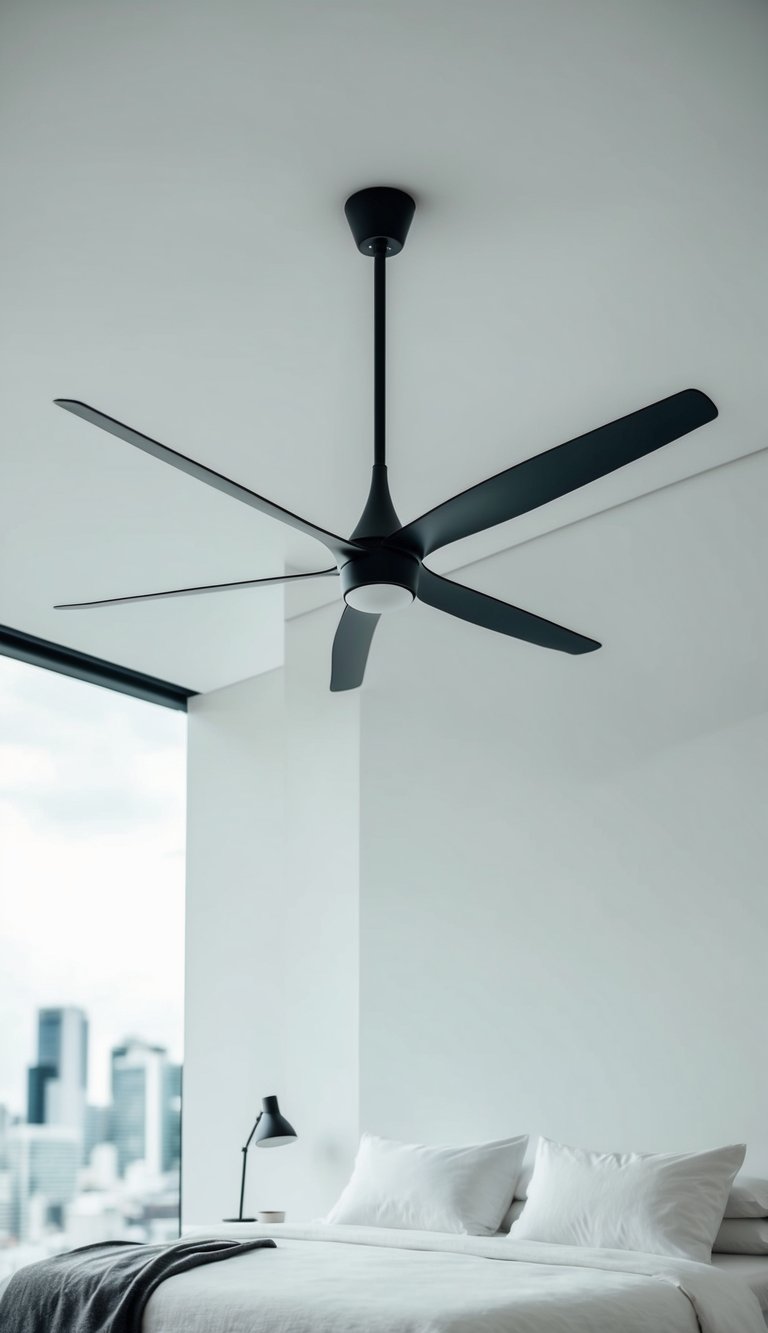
[184,459,768,1220]
[357,465,768,1173]
[183,607,360,1225]
[359,646,768,1170]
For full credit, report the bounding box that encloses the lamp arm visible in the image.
[236,1112,263,1221]
[242,1111,263,1154]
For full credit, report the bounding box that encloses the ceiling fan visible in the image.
[55,186,718,691]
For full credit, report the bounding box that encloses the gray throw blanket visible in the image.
[0,1236,276,1333]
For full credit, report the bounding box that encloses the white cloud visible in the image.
[0,742,57,789]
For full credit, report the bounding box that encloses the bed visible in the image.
[712,1256,768,1324]
[141,1222,767,1333]
[4,1138,767,1332]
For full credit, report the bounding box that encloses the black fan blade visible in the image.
[330,606,380,691]
[395,390,717,558]
[54,567,337,610]
[418,567,600,655]
[54,400,364,564]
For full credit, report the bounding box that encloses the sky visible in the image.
[0,654,186,1112]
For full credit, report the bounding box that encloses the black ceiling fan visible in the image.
[54,187,718,691]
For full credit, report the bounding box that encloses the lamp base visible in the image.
[222,1217,256,1222]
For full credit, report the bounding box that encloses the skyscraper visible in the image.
[0,1168,11,1239]
[27,1007,88,1148]
[7,1125,79,1242]
[0,1103,10,1165]
[0,1105,10,1237]
[111,1039,167,1179]
[84,1103,113,1163]
[163,1064,182,1173]
[26,1065,56,1125]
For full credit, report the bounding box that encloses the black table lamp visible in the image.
[224,1094,298,1222]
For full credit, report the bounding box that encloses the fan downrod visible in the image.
[344,187,416,256]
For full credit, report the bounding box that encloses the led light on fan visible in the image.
[344,583,414,614]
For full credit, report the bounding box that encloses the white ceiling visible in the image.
[365,447,768,773]
[1,0,766,693]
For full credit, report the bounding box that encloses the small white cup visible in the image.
[257,1210,285,1224]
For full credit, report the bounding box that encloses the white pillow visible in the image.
[509,1137,745,1263]
[514,1160,534,1199]
[725,1177,768,1219]
[325,1132,527,1235]
[714,1219,768,1254]
[513,1156,766,1216]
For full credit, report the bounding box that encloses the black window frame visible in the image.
[0,624,195,711]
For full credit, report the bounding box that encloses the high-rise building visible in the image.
[163,1064,182,1172]
[7,1125,79,1242]
[0,1168,12,1238]
[27,1065,56,1125]
[0,1105,11,1238]
[0,1103,10,1168]
[27,1007,88,1148]
[85,1103,113,1162]
[111,1039,167,1179]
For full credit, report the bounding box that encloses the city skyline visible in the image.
[2,1002,182,1138]
[0,654,186,1111]
[0,1003,182,1257]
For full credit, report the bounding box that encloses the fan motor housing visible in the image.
[340,547,420,611]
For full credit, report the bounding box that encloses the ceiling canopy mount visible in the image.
[344,186,416,257]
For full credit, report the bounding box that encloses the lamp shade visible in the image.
[252,1094,297,1148]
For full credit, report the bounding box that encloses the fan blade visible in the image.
[54,400,363,564]
[330,606,380,691]
[54,568,337,610]
[395,389,718,557]
[418,567,600,655]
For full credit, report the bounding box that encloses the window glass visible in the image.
[0,656,186,1277]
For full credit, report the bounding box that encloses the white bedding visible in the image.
[713,1255,768,1311]
[144,1222,767,1333]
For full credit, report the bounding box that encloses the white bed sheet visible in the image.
[713,1256,768,1311]
[143,1223,766,1333]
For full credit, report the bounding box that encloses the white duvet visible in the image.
[143,1222,766,1333]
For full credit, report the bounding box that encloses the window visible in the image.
[0,654,186,1276]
